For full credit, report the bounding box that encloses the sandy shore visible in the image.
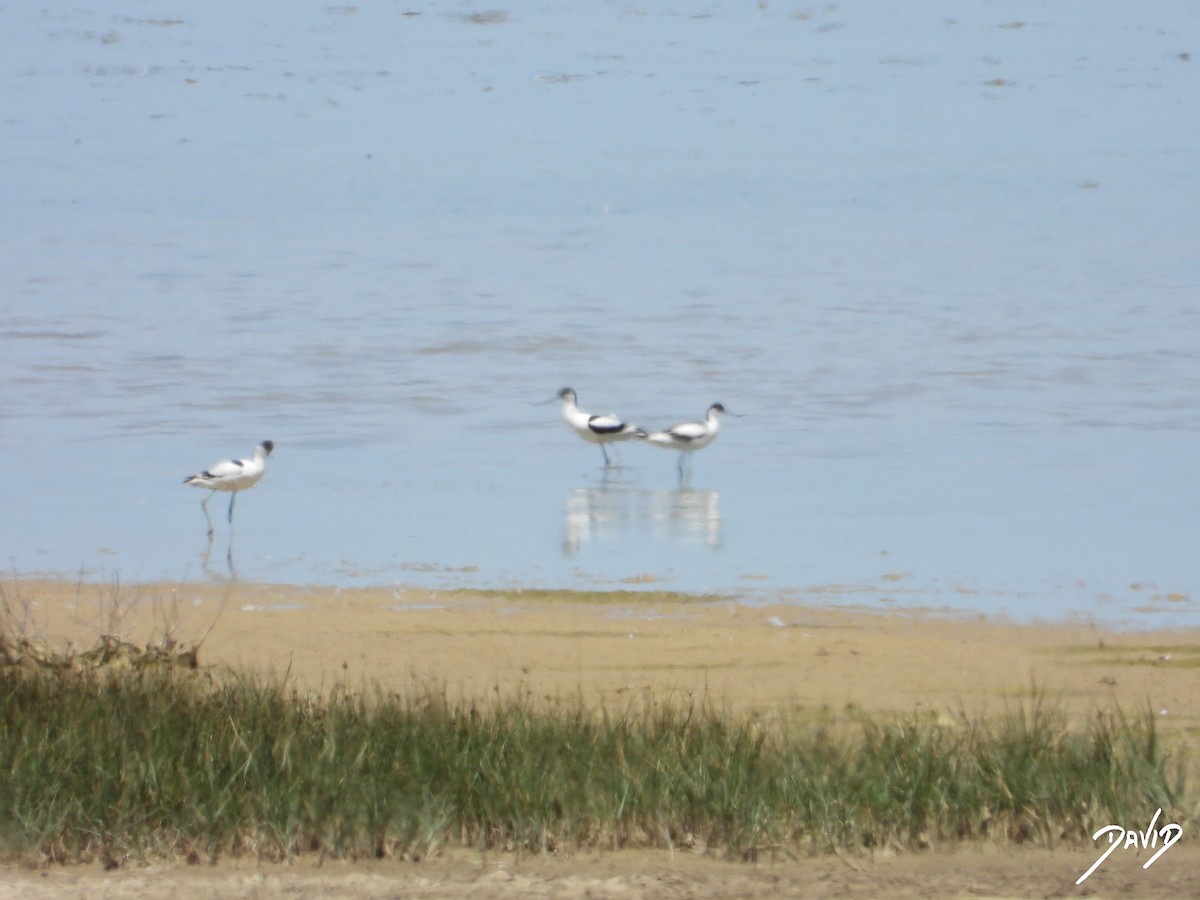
[2,578,1198,897]
[3,843,1200,899]
[7,579,1198,724]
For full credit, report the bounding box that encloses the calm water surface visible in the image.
[2,2,1197,625]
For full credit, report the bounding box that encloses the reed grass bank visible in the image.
[0,665,1186,867]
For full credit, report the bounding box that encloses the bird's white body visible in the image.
[647,404,726,453]
[185,442,272,493]
[647,404,729,479]
[184,440,274,535]
[556,388,646,464]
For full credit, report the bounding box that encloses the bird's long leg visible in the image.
[227,496,238,577]
[680,453,695,487]
[201,492,215,538]
[601,444,611,467]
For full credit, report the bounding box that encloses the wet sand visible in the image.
[2,578,1198,897]
[7,579,1198,724]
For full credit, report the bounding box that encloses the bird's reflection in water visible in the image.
[200,534,238,581]
[564,473,721,554]
[649,488,721,548]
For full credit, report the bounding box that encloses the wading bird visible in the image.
[184,440,274,537]
[646,403,732,480]
[555,387,646,466]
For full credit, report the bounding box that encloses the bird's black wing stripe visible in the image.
[588,419,626,435]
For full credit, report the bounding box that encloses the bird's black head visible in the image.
[710,403,726,414]
[261,440,275,454]
[557,387,576,401]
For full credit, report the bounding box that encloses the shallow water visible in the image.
[1,2,1198,625]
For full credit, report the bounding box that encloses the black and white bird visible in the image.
[555,387,646,466]
[184,440,274,537]
[646,403,731,479]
